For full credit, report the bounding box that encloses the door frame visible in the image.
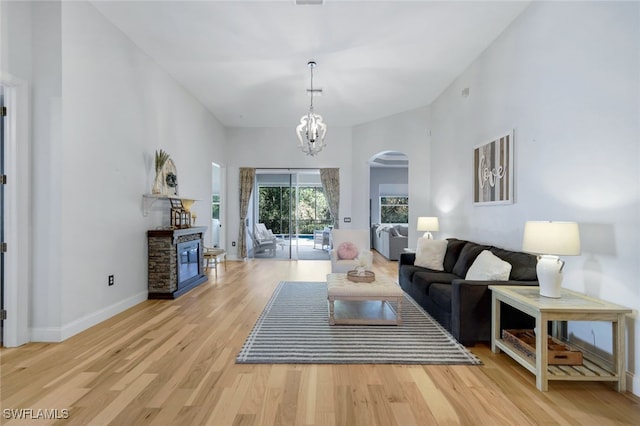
[253,169,331,260]
[253,171,297,259]
[1,72,31,347]
[211,162,225,249]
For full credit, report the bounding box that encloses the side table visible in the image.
[203,247,226,278]
[490,285,631,392]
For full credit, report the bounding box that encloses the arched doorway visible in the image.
[368,151,409,260]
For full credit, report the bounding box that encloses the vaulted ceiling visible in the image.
[91,1,530,128]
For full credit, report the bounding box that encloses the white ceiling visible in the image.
[91,0,531,128]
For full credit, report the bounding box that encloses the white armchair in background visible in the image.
[330,229,372,273]
[247,228,276,257]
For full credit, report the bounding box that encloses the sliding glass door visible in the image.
[253,170,332,260]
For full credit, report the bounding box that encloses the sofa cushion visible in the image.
[443,238,468,273]
[337,242,359,260]
[452,242,490,278]
[490,247,538,281]
[415,238,448,271]
[413,271,459,293]
[465,250,512,281]
[428,284,452,313]
[399,265,424,285]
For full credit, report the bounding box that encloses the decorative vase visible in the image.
[152,173,165,195]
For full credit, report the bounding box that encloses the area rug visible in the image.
[236,281,482,365]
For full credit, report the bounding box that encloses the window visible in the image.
[211,194,220,220]
[258,185,331,235]
[380,196,408,223]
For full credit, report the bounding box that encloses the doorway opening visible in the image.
[250,169,332,260]
[211,162,224,249]
[369,151,410,259]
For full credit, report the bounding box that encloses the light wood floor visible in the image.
[2,252,639,425]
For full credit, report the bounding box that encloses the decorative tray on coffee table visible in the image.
[346,270,375,283]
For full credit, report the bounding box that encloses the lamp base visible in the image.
[422,232,433,240]
[536,255,565,298]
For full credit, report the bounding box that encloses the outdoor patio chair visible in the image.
[313,227,331,250]
[256,223,285,250]
[248,228,277,257]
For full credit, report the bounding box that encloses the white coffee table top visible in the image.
[326,273,403,297]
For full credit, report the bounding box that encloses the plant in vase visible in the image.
[355,254,369,276]
[153,149,170,194]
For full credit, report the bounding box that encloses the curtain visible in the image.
[320,168,340,229]
[238,168,256,258]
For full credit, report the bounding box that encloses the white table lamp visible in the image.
[417,216,439,239]
[522,221,581,298]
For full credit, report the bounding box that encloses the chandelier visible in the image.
[295,61,327,156]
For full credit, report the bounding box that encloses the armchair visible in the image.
[330,229,373,273]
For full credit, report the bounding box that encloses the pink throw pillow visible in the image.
[337,242,359,260]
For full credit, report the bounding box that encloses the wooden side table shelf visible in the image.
[490,285,631,392]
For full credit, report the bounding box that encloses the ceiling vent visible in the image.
[296,0,324,5]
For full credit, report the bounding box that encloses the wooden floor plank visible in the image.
[1,252,639,425]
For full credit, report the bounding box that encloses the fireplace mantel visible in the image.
[142,194,199,216]
[148,226,208,244]
[147,227,208,299]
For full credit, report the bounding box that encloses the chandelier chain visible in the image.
[309,62,315,111]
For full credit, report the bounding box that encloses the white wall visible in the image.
[429,1,640,394]
[3,1,227,341]
[225,126,352,259]
[29,0,63,342]
[352,106,431,248]
[1,1,32,80]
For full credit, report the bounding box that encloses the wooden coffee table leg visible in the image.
[328,297,335,325]
[397,297,403,325]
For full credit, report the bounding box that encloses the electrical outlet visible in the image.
[232,241,236,247]
[108,275,114,286]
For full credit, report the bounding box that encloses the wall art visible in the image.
[473,131,514,205]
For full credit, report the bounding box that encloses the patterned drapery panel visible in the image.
[320,168,340,229]
[238,168,256,258]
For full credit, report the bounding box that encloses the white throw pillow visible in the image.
[465,250,512,281]
[415,238,448,271]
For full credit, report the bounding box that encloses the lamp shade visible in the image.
[522,221,581,256]
[417,217,439,232]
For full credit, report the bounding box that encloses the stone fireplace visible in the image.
[147,226,208,299]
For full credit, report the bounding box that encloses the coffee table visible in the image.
[326,273,404,325]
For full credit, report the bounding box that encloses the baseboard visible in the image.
[30,327,65,343]
[30,291,148,343]
[630,371,639,397]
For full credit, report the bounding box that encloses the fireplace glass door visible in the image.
[177,240,200,289]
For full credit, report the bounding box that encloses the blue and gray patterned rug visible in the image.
[236,281,482,365]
